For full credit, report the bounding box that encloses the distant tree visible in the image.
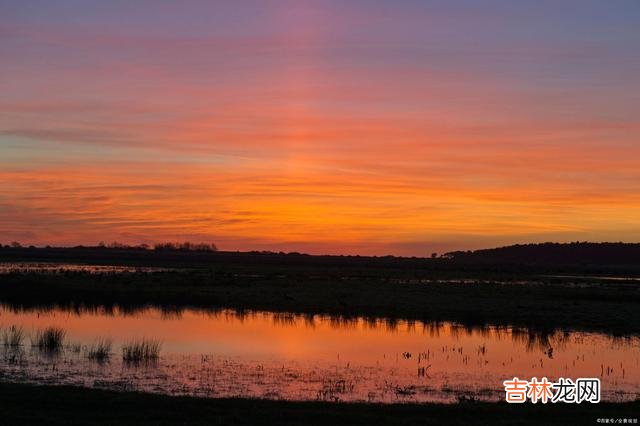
[442,242,640,266]
[10,241,22,248]
[153,242,176,251]
[193,242,217,252]
[108,241,127,249]
[153,241,217,252]
[431,252,438,259]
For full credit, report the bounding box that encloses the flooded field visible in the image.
[0,262,171,274]
[1,304,638,403]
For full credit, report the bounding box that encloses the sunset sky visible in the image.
[1,1,639,255]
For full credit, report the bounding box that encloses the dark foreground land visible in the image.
[1,382,637,426]
[1,244,640,335]
[1,245,638,424]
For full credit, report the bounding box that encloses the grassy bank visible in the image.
[1,266,639,335]
[0,382,637,425]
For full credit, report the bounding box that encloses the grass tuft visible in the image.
[122,338,161,362]
[86,338,112,362]
[67,342,82,353]
[32,327,66,351]
[2,325,25,347]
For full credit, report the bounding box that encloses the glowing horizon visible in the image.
[1,1,639,256]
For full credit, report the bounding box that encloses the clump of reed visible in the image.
[32,327,66,351]
[122,338,161,362]
[67,342,82,354]
[2,325,25,347]
[86,338,112,362]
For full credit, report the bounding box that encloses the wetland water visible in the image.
[1,304,638,403]
[0,262,171,274]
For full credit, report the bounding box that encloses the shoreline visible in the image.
[1,266,638,335]
[1,382,637,425]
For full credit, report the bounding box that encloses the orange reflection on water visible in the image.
[1,306,638,403]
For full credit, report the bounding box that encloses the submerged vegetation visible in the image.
[122,338,162,362]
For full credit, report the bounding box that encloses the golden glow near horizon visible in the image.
[1,1,639,255]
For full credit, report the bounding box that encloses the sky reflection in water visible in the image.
[0,304,638,403]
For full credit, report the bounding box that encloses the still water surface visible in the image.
[1,304,638,403]
[0,262,170,274]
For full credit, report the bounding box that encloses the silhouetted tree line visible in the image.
[2,241,217,252]
[444,242,640,265]
[97,241,150,250]
[152,242,218,252]
[94,241,218,252]
[0,242,35,249]
[2,241,639,269]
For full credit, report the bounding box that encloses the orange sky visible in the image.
[1,1,639,255]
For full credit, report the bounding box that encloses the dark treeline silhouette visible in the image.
[3,241,218,252]
[95,241,218,252]
[152,242,217,252]
[1,242,639,273]
[444,242,640,266]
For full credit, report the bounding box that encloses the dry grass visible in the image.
[122,338,161,362]
[32,327,66,351]
[86,338,112,362]
[2,325,25,347]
